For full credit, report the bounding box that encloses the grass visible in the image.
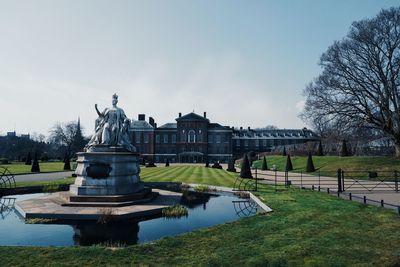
[15,177,75,188]
[0,165,399,266]
[0,162,68,174]
[162,205,188,218]
[253,155,400,177]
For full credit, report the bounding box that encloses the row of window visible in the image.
[235,139,304,147]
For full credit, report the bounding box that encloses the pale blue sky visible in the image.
[0,0,398,136]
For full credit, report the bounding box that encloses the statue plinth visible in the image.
[70,147,144,196]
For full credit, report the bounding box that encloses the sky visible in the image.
[0,0,398,137]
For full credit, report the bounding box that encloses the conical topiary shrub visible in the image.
[25,152,32,165]
[261,156,268,170]
[165,158,170,167]
[282,147,287,156]
[63,153,71,170]
[317,140,324,156]
[285,154,293,171]
[227,158,236,172]
[340,140,349,157]
[31,152,40,172]
[240,154,253,178]
[306,152,315,172]
[205,158,209,168]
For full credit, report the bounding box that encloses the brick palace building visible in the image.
[129,112,318,163]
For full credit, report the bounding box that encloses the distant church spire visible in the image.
[77,117,81,131]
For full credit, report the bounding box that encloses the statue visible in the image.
[86,94,136,152]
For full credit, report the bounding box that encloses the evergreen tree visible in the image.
[261,156,268,170]
[205,158,209,167]
[72,117,86,154]
[340,140,350,157]
[63,153,71,170]
[317,140,324,156]
[240,154,253,179]
[306,152,315,172]
[282,146,287,156]
[25,152,32,165]
[285,155,293,171]
[31,152,40,172]
[165,158,170,167]
[227,158,236,172]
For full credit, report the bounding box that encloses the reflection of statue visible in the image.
[86,94,135,152]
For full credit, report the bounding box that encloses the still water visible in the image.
[0,191,259,246]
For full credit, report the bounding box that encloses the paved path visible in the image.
[13,171,74,183]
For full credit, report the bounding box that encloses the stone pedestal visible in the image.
[70,147,144,196]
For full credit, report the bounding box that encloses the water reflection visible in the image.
[73,222,140,246]
[0,197,15,219]
[0,191,260,246]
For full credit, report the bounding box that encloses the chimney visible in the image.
[240,126,243,130]
[149,117,155,127]
[138,114,145,121]
[179,112,182,118]
[248,126,251,130]
[203,112,207,118]
[154,123,157,128]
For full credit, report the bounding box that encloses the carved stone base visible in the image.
[70,149,143,196]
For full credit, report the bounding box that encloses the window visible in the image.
[181,130,186,142]
[244,140,249,146]
[263,139,267,146]
[144,133,149,143]
[197,130,202,142]
[216,135,221,143]
[163,134,168,144]
[236,139,240,147]
[255,139,259,147]
[188,130,196,143]
[135,132,141,143]
[172,134,176,144]
[208,135,213,143]
[156,134,160,144]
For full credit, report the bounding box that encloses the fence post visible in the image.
[285,171,288,188]
[318,171,321,188]
[349,192,352,200]
[337,169,342,192]
[274,170,277,192]
[363,196,367,204]
[381,200,384,207]
[395,170,398,192]
[255,168,258,192]
[342,170,345,191]
[300,171,303,188]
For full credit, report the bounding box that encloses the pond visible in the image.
[0,191,260,246]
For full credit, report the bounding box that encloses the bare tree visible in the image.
[49,121,85,157]
[302,7,400,155]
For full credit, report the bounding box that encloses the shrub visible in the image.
[0,158,9,164]
[306,152,315,172]
[31,152,40,172]
[340,139,350,157]
[63,153,71,170]
[165,158,170,167]
[317,140,324,156]
[240,154,253,179]
[211,162,222,169]
[146,159,157,168]
[226,158,236,172]
[261,156,268,170]
[205,158,210,168]
[25,152,32,165]
[282,146,287,156]
[285,155,293,171]
[40,152,49,162]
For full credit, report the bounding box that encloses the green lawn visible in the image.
[253,155,400,177]
[0,165,399,266]
[15,177,75,188]
[0,162,67,174]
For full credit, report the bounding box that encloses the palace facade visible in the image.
[129,112,318,163]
